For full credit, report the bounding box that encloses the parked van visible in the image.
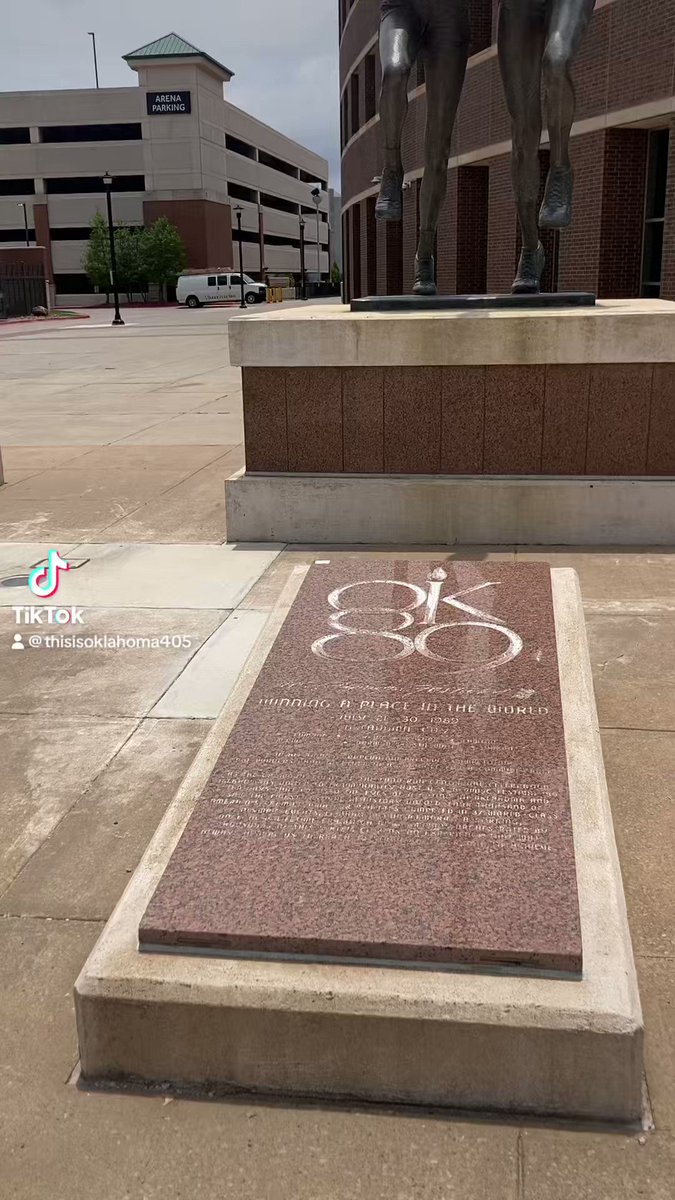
[176,272,266,307]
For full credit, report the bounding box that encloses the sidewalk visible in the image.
[1,307,674,1198]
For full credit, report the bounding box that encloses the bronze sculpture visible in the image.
[498,0,597,293]
[375,0,470,295]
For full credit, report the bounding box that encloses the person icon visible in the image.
[12,633,25,650]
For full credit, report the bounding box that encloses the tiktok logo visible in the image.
[311,569,523,673]
[28,550,71,599]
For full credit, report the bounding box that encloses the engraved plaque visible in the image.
[140,562,582,975]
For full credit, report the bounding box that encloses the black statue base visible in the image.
[350,293,597,313]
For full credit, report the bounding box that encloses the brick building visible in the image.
[339,0,675,300]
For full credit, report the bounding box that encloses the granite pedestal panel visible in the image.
[225,300,675,544]
[75,564,643,1122]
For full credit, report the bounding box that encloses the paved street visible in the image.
[1,306,675,1198]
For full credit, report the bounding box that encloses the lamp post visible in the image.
[88,32,100,88]
[102,173,124,326]
[233,206,247,309]
[311,187,322,280]
[17,202,30,247]
[299,216,307,300]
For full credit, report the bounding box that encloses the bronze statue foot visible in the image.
[413,255,437,296]
[375,166,404,221]
[539,165,573,229]
[512,242,545,294]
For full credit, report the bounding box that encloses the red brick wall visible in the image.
[487,156,518,293]
[598,129,649,298]
[662,119,675,301]
[32,204,53,282]
[557,131,605,294]
[143,200,233,272]
[341,0,675,301]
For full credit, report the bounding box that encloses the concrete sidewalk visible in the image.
[1,308,674,1198]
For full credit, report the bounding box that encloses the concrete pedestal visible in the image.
[225,300,675,545]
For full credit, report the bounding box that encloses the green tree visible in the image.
[330,261,342,288]
[116,227,148,302]
[82,212,111,297]
[144,217,188,300]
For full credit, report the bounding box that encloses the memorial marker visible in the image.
[140,561,582,975]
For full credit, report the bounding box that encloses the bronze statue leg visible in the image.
[544,0,596,168]
[414,34,469,295]
[376,9,421,221]
[539,0,596,226]
[498,0,547,292]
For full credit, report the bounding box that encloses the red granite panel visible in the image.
[542,366,591,475]
[343,367,384,472]
[242,367,288,473]
[441,367,485,473]
[484,367,546,474]
[586,365,653,475]
[140,560,582,976]
[384,367,442,473]
[286,368,344,473]
[647,364,675,476]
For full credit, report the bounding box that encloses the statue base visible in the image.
[351,292,596,313]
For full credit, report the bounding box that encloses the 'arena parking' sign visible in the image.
[147,91,192,115]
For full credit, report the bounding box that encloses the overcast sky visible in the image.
[1,0,341,185]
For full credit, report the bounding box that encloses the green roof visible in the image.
[123,32,234,78]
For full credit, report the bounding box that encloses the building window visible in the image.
[0,178,35,196]
[0,227,36,242]
[641,129,670,299]
[54,273,94,293]
[0,127,30,144]
[45,175,145,194]
[226,134,257,160]
[261,192,300,215]
[299,169,323,185]
[50,227,98,240]
[40,123,142,143]
[258,150,299,179]
[365,53,377,121]
[229,182,258,204]
[350,72,361,139]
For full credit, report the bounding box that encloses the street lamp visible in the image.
[102,172,124,326]
[299,216,307,300]
[233,205,247,310]
[17,202,30,247]
[311,187,322,280]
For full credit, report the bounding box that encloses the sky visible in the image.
[1,0,341,186]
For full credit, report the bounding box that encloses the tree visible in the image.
[115,227,148,302]
[82,212,111,297]
[144,217,188,300]
[330,261,342,288]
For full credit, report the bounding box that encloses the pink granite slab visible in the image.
[140,562,582,976]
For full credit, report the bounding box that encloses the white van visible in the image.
[176,272,266,307]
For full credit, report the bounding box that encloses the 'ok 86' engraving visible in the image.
[311,569,523,672]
